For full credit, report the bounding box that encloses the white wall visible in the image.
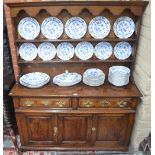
[130,0,151,151]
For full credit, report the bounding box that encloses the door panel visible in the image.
[27,116,53,141]
[96,116,124,141]
[58,115,92,144]
[92,114,134,147]
[16,113,56,146]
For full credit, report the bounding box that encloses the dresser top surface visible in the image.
[10,83,142,97]
[4,0,149,6]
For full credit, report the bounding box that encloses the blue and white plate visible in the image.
[88,16,111,39]
[75,42,94,60]
[114,42,132,60]
[19,43,38,61]
[94,42,113,60]
[18,17,40,40]
[38,42,56,61]
[65,17,87,39]
[57,42,74,60]
[53,70,82,87]
[113,16,135,39]
[41,17,63,39]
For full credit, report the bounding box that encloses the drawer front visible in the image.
[20,98,70,108]
[79,98,131,108]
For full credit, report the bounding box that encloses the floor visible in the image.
[3,135,150,155]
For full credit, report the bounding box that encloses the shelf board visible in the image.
[16,38,137,43]
[10,83,142,97]
[18,59,134,64]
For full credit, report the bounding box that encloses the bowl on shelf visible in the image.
[83,68,105,86]
[108,66,130,87]
[19,72,50,88]
[53,70,82,87]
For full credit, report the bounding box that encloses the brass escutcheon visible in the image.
[92,127,96,132]
[24,100,34,106]
[100,100,110,107]
[42,100,49,106]
[57,101,65,107]
[83,101,93,108]
[117,101,128,108]
[53,126,58,136]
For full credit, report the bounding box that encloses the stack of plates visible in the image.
[19,72,50,88]
[83,68,105,86]
[108,66,130,87]
[53,70,82,87]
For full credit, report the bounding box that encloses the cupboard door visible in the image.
[16,113,57,146]
[57,115,92,145]
[91,113,135,148]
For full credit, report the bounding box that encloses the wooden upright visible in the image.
[4,0,148,152]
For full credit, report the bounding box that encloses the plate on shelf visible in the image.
[53,70,82,87]
[83,68,105,86]
[75,42,94,60]
[19,72,50,88]
[94,42,113,60]
[108,66,130,87]
[88,16,111,39]
[41,17,63,39]
[18,17,40,40]
[38,42,56,61]
[113,16,135,39]
[57,42,74,60]
[65,17,87,39]
[114,42,132,60]
[19,43,38,61]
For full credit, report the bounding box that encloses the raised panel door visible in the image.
[16,113,57,146]
[57,115,92,145]
[91,113,135,149]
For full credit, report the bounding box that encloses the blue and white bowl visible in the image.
[19,72,50,88]
[53,71,82,87]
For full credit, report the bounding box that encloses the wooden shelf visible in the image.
[18,59,134,64]
[10,83,142,97]
[16,38,137,43]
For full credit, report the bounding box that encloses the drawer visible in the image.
[79,98,131,108]
[19,98,71,108]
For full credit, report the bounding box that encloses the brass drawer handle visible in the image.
[53,126,58,136]
[100,100,110,107]
[41,100,50,106]
[23,101,34,106]
[92,127,96,132]
[57,101,65,107]
[117,101,128,108]
[83,101,93,108]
